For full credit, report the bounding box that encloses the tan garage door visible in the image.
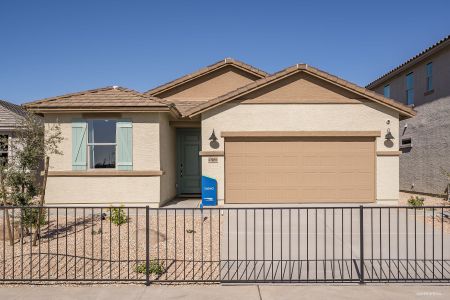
[225,137,375,203]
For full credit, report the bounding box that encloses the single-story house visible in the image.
[24,59,415,206]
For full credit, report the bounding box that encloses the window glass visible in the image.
[89,145,116,168]
[0,135,8,164]
[88,120,116,143]
[87,120,117,169]
[383,84,390,98]
[406,72,414,105]
[426,62,433,91]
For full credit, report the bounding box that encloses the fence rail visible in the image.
[0,205,449,284]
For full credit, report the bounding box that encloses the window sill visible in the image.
[424,89,434,96]
[46,170,164,177]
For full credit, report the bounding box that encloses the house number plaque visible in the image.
[208,157,218,163]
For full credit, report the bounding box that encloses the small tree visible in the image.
[2,111,62,242]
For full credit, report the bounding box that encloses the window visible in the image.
[87,120,117,169]
[426,62,433,91]
[383,84,391,98]
[406,72,414,105]
[0,135,8,164]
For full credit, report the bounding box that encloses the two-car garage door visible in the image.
[225,137,375,203]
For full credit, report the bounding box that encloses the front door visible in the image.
[177,128,201,195]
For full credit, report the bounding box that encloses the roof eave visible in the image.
[185,65,416,119]
[26,106,171,113]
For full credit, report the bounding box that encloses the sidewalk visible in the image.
[1,284,450,300]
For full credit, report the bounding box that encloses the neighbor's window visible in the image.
[87,120,117,169]
[426,62,433,91]
[406,72,414,105]
[0,135,8,164]
[383,84,391,98]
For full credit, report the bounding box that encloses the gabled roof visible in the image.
[0,99,28,129]
[145,58,268,96]
[24,86,180,115]
[366,35,450,88]
[186,64,416,119]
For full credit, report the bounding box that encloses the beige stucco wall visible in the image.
[201,102,401,204]
[159,113,177,205]
[43,112,165,206]
[156,66,260,101]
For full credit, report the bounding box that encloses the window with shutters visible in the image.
[87,120,117,169]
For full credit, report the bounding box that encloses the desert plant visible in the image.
[135,260,165,276]
[110,205,127,225]
[408,195,425,207]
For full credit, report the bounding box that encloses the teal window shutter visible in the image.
[72,120,87,170]
[117,121,133,170]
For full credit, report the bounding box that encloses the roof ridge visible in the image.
[366,35,450,88]
[145,58,268,96]
[185,63,416,119]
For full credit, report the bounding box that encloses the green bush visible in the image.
[408,196,425,207]
[109,206,127,226]
[135,260,165,276]
[21,207,47,229]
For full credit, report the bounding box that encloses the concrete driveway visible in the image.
[221,207,450,282]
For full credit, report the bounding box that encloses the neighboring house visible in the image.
[366,35,450,196]
[0,99,28,163]
[24,59,415,206]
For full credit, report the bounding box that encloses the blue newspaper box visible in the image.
[201,176,217,207]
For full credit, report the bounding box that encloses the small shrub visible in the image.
[21,207,47,229]
[135,260,165,276]
[408,196,425,207]
[110,206,127,225]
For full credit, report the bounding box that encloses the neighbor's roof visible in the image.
[24,86,180,115]
[366,35,450,89]
[186,64,416,119]
[0,99,28,129]
[145,58,268,96]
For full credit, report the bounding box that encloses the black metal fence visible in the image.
[0,205,449,284]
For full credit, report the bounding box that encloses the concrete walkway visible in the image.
[1,284,450,300]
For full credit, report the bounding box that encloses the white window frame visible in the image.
[87,120,117,169]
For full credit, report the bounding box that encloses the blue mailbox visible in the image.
[201,176,217,207]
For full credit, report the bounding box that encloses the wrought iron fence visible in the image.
[0,205,449,284]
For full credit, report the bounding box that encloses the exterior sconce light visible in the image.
[209,129,217,142]
[209,129,219,149]
[385,128,394,140]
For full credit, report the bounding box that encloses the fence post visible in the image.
[145,206,150,286]
[359,205,365,284]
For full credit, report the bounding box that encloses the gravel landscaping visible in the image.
[0,208,223,282]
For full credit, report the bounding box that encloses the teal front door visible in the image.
[177,128,201,195]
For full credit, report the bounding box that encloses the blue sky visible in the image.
[0,0,449,104]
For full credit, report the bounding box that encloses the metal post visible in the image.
[359,205,365,284]
[145,206,150,286]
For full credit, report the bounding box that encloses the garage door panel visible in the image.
[225,137,375,204]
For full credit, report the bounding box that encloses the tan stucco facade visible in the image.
[44,112,169,207]
[33,60,414,206]
[201,102,400,204]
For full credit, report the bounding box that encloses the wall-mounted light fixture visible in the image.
[385,128,394,140]
[209,129,219,149]
[209,130,217,142]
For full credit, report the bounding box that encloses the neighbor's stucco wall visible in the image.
[371,46,450,106]
[159,113,177,205]
[43,112,164,206]
[201,102,401,203]
[399,96,450,195]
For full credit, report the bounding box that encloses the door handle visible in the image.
[180,163,183,177]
